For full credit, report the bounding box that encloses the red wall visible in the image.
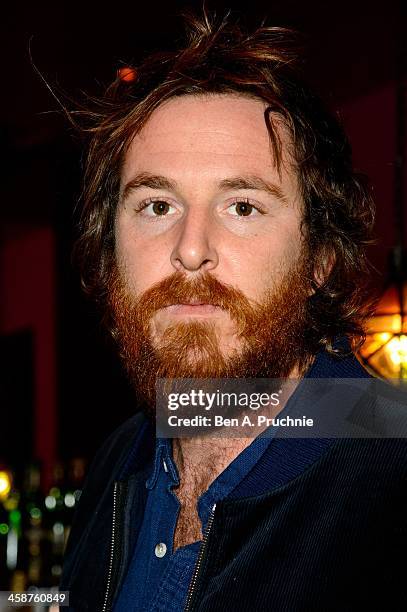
[341,82,400,280]
[1,226,56,489]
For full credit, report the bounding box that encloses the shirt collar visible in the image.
[146,437,179,489]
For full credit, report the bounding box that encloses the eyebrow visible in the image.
[120,172,287,204]
[120,172,177,203]
[218,176,287,203]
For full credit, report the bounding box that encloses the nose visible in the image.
[170,208,219,273]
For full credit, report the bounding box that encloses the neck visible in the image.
[172,360,309,492]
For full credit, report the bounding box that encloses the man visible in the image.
[61,13,407,611]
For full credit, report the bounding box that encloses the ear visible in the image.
[311,247,335,292]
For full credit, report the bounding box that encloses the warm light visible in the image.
[360,332,407,379]
[117,67,137,82]
[387,335,407,365]
[3,494,18,511]
[359,278,407,380]
[0,471,11,500]
[391,315,402,332]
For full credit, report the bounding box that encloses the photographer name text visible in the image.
[167,415,314,428]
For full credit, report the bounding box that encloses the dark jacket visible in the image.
[61,351,407,611]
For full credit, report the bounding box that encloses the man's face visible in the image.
[112,94,313,402]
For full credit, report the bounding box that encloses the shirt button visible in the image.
[155,542,167,558]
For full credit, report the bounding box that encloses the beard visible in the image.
[106,249,314,411]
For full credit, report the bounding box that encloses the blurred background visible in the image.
[0,0,406,593]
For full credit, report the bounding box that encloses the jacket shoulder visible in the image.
[84,412,148,482]
[62,412,149,578]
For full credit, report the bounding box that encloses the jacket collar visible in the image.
[230,339,372,499]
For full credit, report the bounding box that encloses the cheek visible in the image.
[115,220,171,294]
[222,229,303,300]
[262,237,302,278]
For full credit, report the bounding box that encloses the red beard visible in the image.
[107,251,314,409]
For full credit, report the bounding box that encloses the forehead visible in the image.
[121,94,296,191]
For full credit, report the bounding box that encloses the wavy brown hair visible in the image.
[73,12,376,356]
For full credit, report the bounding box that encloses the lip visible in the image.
[164,303,220,315]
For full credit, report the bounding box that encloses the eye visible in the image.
[228,200,263,217]
[136,199,177,217]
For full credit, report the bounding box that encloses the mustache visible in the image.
[133,270,259,330]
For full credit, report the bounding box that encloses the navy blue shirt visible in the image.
[114,434,274,611]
